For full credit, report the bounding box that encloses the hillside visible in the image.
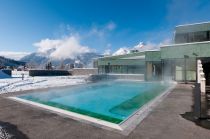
[0,56,25,68]
[21,52,102,68]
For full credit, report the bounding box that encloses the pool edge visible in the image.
[119,82,177,134]
[8,96,123,131]
[8,82,177,136]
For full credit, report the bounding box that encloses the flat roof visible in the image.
[176,21,210,27]
[175,21,210,33]
[97,50,160,60]
[161,41,210,48]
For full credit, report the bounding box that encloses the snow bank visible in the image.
[0,70,11,79]
[0,75,88,94]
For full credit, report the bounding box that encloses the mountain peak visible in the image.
[21,51,101,69]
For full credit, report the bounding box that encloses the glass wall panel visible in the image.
[175,59,184,81]
[164,58,196,82]
[175,70,183,81]
[186,59,196,81]
[186,71,196,80]
[175,31,210,43]
[127,65,145,74]
[98,66,105,74]
[175,66,184,81]
[121,66,127,74]
[163,60,175,80]
[99,65,145,74]
[186,59,196,70]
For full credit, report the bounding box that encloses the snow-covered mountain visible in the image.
[112,42,159,56]
[112,47,130,56]
[0,56,25,67]
[21,51,102,68]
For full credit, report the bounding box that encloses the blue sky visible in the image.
[0,0,210,59]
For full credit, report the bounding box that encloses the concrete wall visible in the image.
[29,70,71,76]
[161,42,210,59]
[70,68,98,76]
[145,51,161,62]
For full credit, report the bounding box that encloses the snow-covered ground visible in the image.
[0,71,89,94]
[0,126,12,139]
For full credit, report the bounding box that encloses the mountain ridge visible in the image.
[0,56,25,68]
[21,51,102,68]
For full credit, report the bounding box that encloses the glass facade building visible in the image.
[96,22,210,82]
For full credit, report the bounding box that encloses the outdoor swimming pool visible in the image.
[15,81,171,125]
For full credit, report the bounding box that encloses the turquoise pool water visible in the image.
[18,81,170,123]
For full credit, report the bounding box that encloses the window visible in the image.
[193,31,208,42]
[175,31,210,44]
[175,33,189,43]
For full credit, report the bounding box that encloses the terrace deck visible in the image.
[0,84,210,139]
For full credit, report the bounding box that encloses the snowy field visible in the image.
[0,71,88,94]
[0,126,11,139]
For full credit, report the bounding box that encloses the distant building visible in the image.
[96,22,210,83]
[74,60,83,68]
[70,63,74,69]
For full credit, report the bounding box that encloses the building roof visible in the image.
[175,21,210,33]
[120,55,145,60]
[176,21,210,27]
[161,41,210,48]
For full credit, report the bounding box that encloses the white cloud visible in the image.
[106,43,112,48]
[89,27,105,38]
[103,49,111,56]
[0,51,30,60]
[33,22,117,60]
[105,21,116,31]
[159,38,172,46]
[88,21,117,38]
[34,39,61,53]
[33,36,93,60]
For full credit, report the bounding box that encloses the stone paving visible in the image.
[0,84,210,139]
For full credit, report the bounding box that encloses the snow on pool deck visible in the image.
[0,71,88,94]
